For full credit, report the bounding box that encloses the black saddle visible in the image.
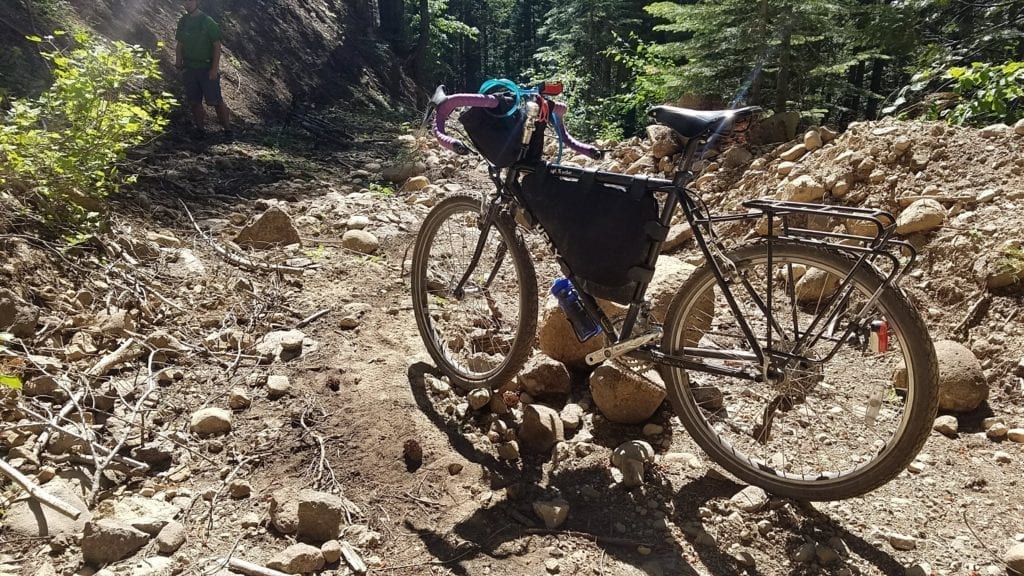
[649,105,761,139]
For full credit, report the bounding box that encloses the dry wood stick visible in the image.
[0,457,82,519]
[216,557,292,576]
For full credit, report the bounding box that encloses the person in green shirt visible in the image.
[175,0,232,138]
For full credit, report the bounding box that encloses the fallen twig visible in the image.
[87,338,143,377]
[294,308,330,329]
[0,457,82,520]
[522,528,651,548]
[214,557,291,576]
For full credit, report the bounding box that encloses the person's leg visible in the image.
[214,103,231,131]
[201,72,231,134]
[183,69,206,133]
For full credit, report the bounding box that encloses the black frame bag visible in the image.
[518,164,663,304]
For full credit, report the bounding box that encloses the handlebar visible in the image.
[426,85,602,161]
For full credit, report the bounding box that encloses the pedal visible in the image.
[585,330,662,366]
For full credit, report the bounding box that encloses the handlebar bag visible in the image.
[517,164,663,304]
[458,96,526,167]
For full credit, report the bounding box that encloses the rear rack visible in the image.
[737,198,917,283]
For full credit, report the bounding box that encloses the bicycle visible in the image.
[410,80,938,500]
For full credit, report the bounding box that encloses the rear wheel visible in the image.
[660,241,938,500]
[411,195,538,390]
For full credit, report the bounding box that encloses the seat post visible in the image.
[672,136,704,188]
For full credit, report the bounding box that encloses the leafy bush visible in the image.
[0,31,175,230]
[945,61,1023,126]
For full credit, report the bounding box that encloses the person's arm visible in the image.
[209,40,221,80]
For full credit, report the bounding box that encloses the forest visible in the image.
[383,0,1024,138]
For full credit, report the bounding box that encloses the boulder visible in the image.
[751,111,800,144]
[779,143,808,162]
[518,404,565,453]
[646,256,698,322]
[803,130,823,151]
[537,297,608,370]
[517,354,572,399]
[783,175,826,202]
[589,364,666,424]
[234,207,301,249]
[401,176,430,192]
[729,485,770,513]
[81,520,150,566]
[896,199,945,235]
[646,124,681,159]
[934,340,988,412]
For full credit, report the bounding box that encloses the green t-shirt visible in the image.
[176,12,222,68]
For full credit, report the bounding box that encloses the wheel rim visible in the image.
[413,202,527,383]
[664,250,918,487]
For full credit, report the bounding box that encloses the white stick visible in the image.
[0,457,82,519]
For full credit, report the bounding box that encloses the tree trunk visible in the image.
[842,60,865,124]
[411,0,430,88]
[379,0,405,48]
[865,58,884,119]
[775,29,791,112]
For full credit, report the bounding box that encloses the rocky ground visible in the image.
[1,111,1024,576]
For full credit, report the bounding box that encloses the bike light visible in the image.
[869,320,888,354]
[539,81,564,96]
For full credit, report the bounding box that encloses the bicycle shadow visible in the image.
[406,362,907,575]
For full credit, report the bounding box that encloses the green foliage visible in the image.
[369,182,395,197]
[0,374,22,391]
[945,62,1023,126]
[0,31,175,231]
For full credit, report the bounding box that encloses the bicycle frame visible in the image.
[454,131,916,385]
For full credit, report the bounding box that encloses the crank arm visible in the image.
[585,330,662,366]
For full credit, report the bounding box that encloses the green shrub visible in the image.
[945,61,1023,126]
[0,31,175,230]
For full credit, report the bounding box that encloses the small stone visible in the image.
[933,415,959,437]
[533,500,569,529]
[642,423,664,437]
[155,521,187,554]
[468,388,491,410]
[342,230,380,255]
[496,441,520,460]
[794,542,816,563]
[729,485,769,513]
[637,545,652,556]
[544,558,560,574]
[321,540,342,564]
[346,215,371,230]
[1005,542,1024,575]
[994,451,1012,463]
[228,388,252,410]
[189,408,231,436]
[888,533,917,551]
[1007,428,1024,443]
[267,375,292,400]
[905,563,932,576]
[447,463,463,475]
[987,423,1009,439]
[267,543,325,574]
[734,550,755,567]
[228,480,252,499]
[816,544,839,564]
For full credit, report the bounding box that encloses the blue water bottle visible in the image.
[551,278,602,342]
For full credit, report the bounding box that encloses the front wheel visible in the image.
[660,241,938,500]
[411,195,538,390]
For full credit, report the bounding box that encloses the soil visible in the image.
[1,108,1023,576]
